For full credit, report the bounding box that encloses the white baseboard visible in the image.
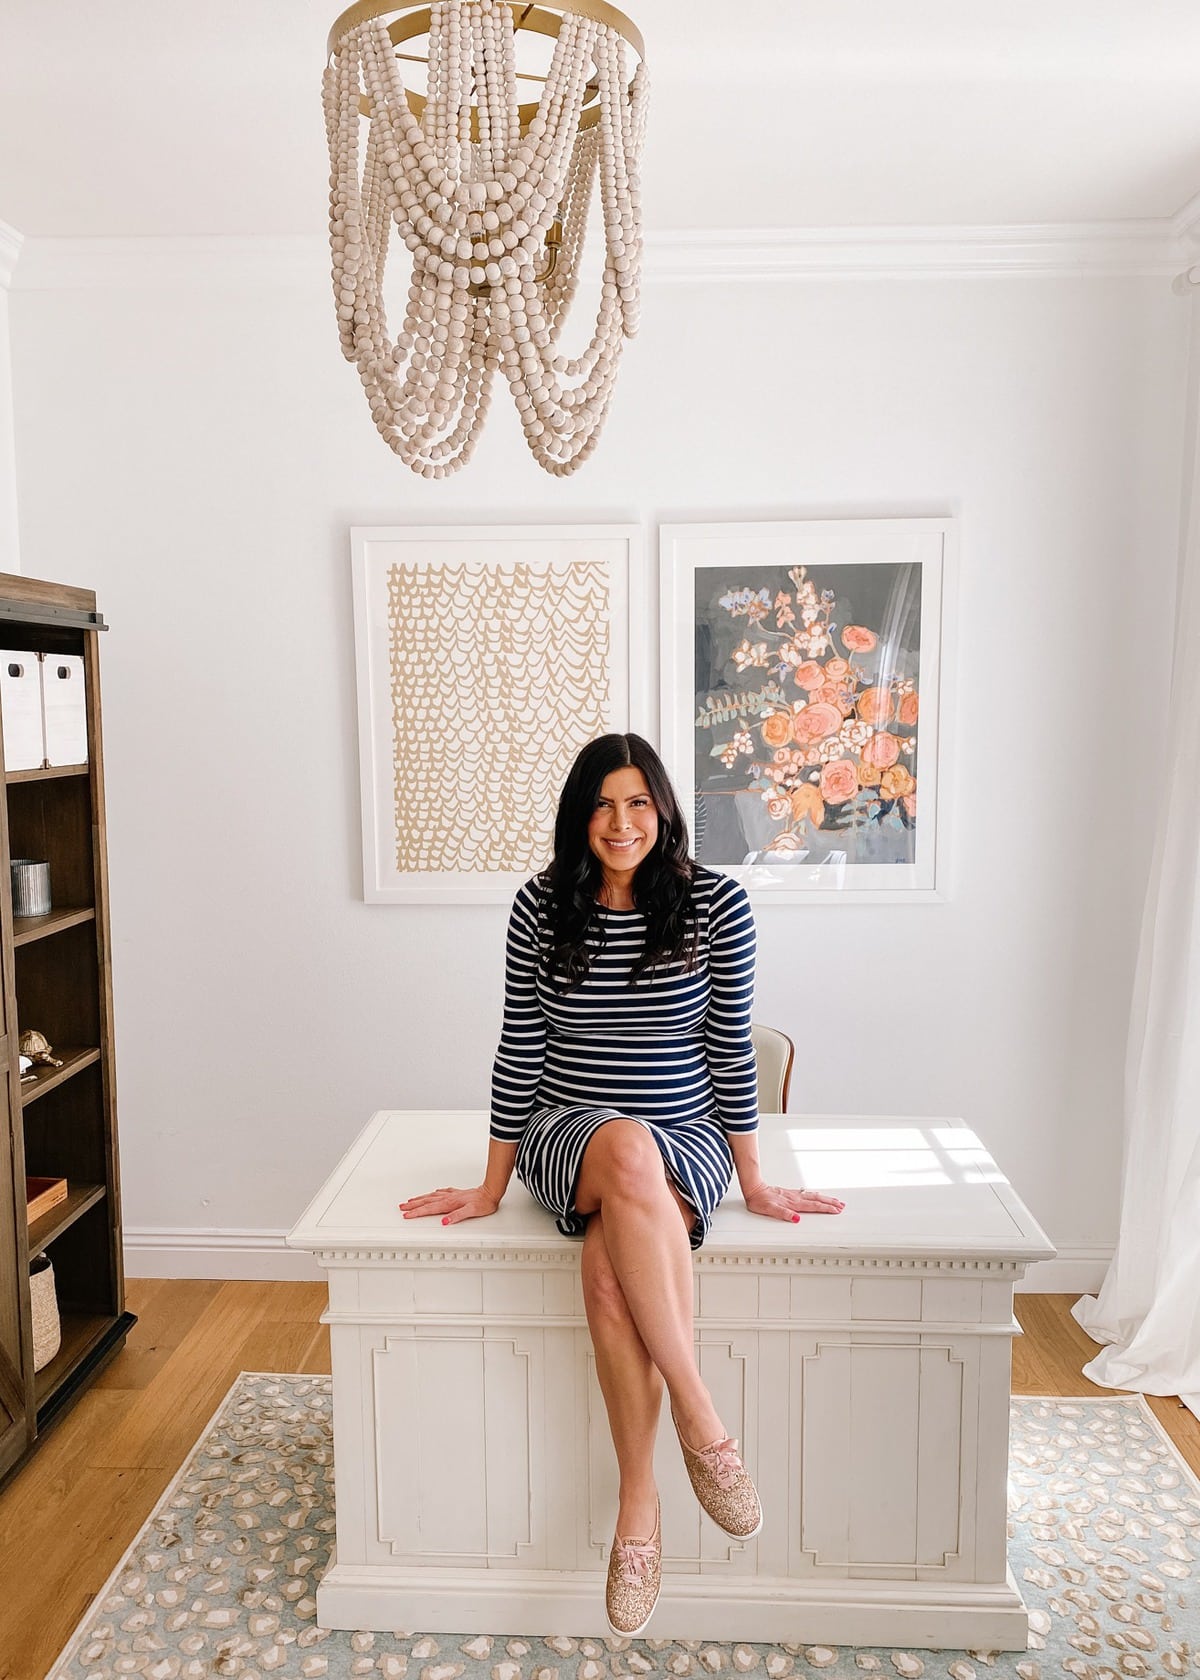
[124,1228,1112,1294]
[124,1227,322,1282]
[1018,1247,1112,1295]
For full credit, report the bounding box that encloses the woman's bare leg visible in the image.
[582,1212,662,1541]
[576,1120,725,1451]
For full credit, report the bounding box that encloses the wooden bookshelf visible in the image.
[12,907,96,948]
[0,573,133,1482]
[19,1047,102,1107]
[27,1182,106,1254]
[5,765,89,785]
[32,1311,129,1420]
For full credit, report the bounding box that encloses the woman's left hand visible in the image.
[744,1184,845,1222]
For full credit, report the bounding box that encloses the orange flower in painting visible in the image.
[880,765,916,800]
[816,682,855,717]
[790,783,825,827]
[764,831,804,854]
[820,758,859,805]
[767,795,791,820]
[898,691,919,726]
[825,657,850,679]
[902,792,917,820]
[761,711,793,749]
[857,686,895,726]
[792,702,842,744]
[792,660,825,691]
[857,759,882,786]
[862,731,901,769]
[842,625,877,652]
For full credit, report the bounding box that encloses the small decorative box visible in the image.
[26,1175,68,1225]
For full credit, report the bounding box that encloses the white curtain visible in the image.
[1072,292,1200,1417]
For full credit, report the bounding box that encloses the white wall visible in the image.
[0,257,20,574]
[6,255,1187,1284]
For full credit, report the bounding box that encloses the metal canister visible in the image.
[11,859,51,917]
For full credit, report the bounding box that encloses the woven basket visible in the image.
[30,1254,61,1372]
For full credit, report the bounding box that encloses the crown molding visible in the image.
[0,220,23,291]
[4,220,1187,292]
[9,234,323,291]
[650,221,1185,282]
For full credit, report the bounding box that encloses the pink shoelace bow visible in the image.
[614,1537,658,1586]
[697,1436,743,1490]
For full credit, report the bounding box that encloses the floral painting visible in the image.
[693,561,923,871]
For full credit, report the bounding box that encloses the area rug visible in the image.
[45,1376,1199,1680]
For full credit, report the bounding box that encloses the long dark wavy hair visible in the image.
[541,733,699,987]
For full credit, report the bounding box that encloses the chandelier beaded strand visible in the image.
[323,0,646,478]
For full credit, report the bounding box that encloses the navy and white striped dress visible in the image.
[490,867,758,1249]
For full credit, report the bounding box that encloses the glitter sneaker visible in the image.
[672,1416,763,1539]
[605,1501,661,1637]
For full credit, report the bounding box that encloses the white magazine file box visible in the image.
[0,652,47,771]
[41,654,89,767]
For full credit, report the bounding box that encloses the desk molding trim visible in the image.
[319,1309,1023,1336]
[310,1247,1028,1278]
[313,1555,1030,1647]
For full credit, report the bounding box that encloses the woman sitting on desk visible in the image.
[400,733,844,1635]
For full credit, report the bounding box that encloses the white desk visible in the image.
[287,1111,1054,1647]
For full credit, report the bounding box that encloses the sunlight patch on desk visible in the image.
[783,1126,1002,1190]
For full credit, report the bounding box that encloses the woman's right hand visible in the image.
[398,1185,501,1225]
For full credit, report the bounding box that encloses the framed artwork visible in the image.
[353,524,644,903]
[660,518,955,903]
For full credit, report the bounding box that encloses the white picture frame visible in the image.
[353,524,645,904]
[660,518,955,904]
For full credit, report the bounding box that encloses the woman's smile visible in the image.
[588,766,660,888]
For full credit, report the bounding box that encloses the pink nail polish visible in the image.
[791,1213,801,1223]
[441,1216,450,1225]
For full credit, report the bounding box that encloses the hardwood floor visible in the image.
[0,1280,329,1680]
[1012,1293,1200,1465]
[0,1282,1196,1680]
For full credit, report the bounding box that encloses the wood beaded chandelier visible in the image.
[324,0,647,478]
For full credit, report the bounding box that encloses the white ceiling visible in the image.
[1,0,1199,239]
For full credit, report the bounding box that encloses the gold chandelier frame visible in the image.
[327,1,644,135]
